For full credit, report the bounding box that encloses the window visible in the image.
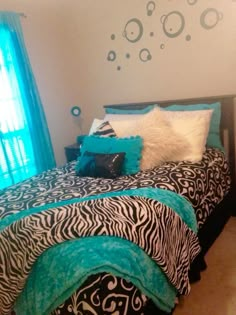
[0,12,55,189]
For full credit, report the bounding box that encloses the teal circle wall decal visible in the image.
[123,18,143,43]
[139,48,152,62]
[71,106,81,117]
[146,1,156,16]
[107,50,116,61]
[161,11,185,38]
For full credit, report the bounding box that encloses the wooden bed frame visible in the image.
[104,95,236,286]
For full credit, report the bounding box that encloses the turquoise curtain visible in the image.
[0,12,55,189]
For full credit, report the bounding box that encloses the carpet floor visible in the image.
[174,217,236,315]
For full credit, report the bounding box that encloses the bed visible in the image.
[0,95,235,315]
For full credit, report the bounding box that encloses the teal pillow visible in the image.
[79,135,143,175]
[163,102,223,150]
[105,104,157,115]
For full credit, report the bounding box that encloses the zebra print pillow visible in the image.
[93,121,116,137]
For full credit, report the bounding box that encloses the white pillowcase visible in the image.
[162,109,213,162]
[109,108,189,170]
[104,113,144,122]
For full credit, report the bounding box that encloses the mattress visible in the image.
[0,148,231,315]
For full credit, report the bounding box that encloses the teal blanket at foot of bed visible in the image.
[14,236,177,315]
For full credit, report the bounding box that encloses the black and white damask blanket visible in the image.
[0,187,200,315]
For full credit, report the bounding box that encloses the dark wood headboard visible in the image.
[104,95,236,196]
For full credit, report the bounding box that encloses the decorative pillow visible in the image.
[163,102,223,150]
[162,109,213,162]
[111,108,190,170]
[93,121,116,137]
[104,104,157,114]
[78,135,143,175]
[89,119,104,135]
[75,151,125,178]
[104,113,144,122]
[104,105,158,122]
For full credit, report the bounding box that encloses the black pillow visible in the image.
[76,151,125,178]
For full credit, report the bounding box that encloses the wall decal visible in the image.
[123,18,144,43]
[139,48,152,62]
[106,1,228,70]
[185,34,191,41]
[161,11,185,38]
[200,8,223,30]
[107,50,116,61]
[146,1,156,16]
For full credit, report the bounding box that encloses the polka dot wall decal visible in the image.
[161,11,185,38]
[111,34,116,40]
[186,34,191,41]
[150,32,154,37]
[160,44,165,49]
[200,8,223,30]
[126,53,131,59]
[117,66,121,71]
[139,48,152,62]
[123,18,143,43]
[146,1,156,16]
[107,50,116,61]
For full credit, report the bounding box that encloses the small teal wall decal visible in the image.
[146,1,156,16]
[123,18,143,43]
[200,8,223,30]
[161,11,185,38]
[139,48,152,62]
[185,34,191,41]
[107,50,116,61]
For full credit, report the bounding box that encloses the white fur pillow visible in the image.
[110,108,189,170]
[163,109,213,162]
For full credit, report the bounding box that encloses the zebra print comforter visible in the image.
[1,188,199,315]
[0,148,231,315]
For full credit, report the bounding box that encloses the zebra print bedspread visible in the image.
[0,188,199,315]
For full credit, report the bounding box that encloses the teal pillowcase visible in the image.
[105,104,157,115]
[79,135,143,175]
[163,102,223,150]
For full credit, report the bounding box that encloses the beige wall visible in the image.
[1,1,236,165]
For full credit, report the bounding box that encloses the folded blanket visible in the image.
[15,236,177,315]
